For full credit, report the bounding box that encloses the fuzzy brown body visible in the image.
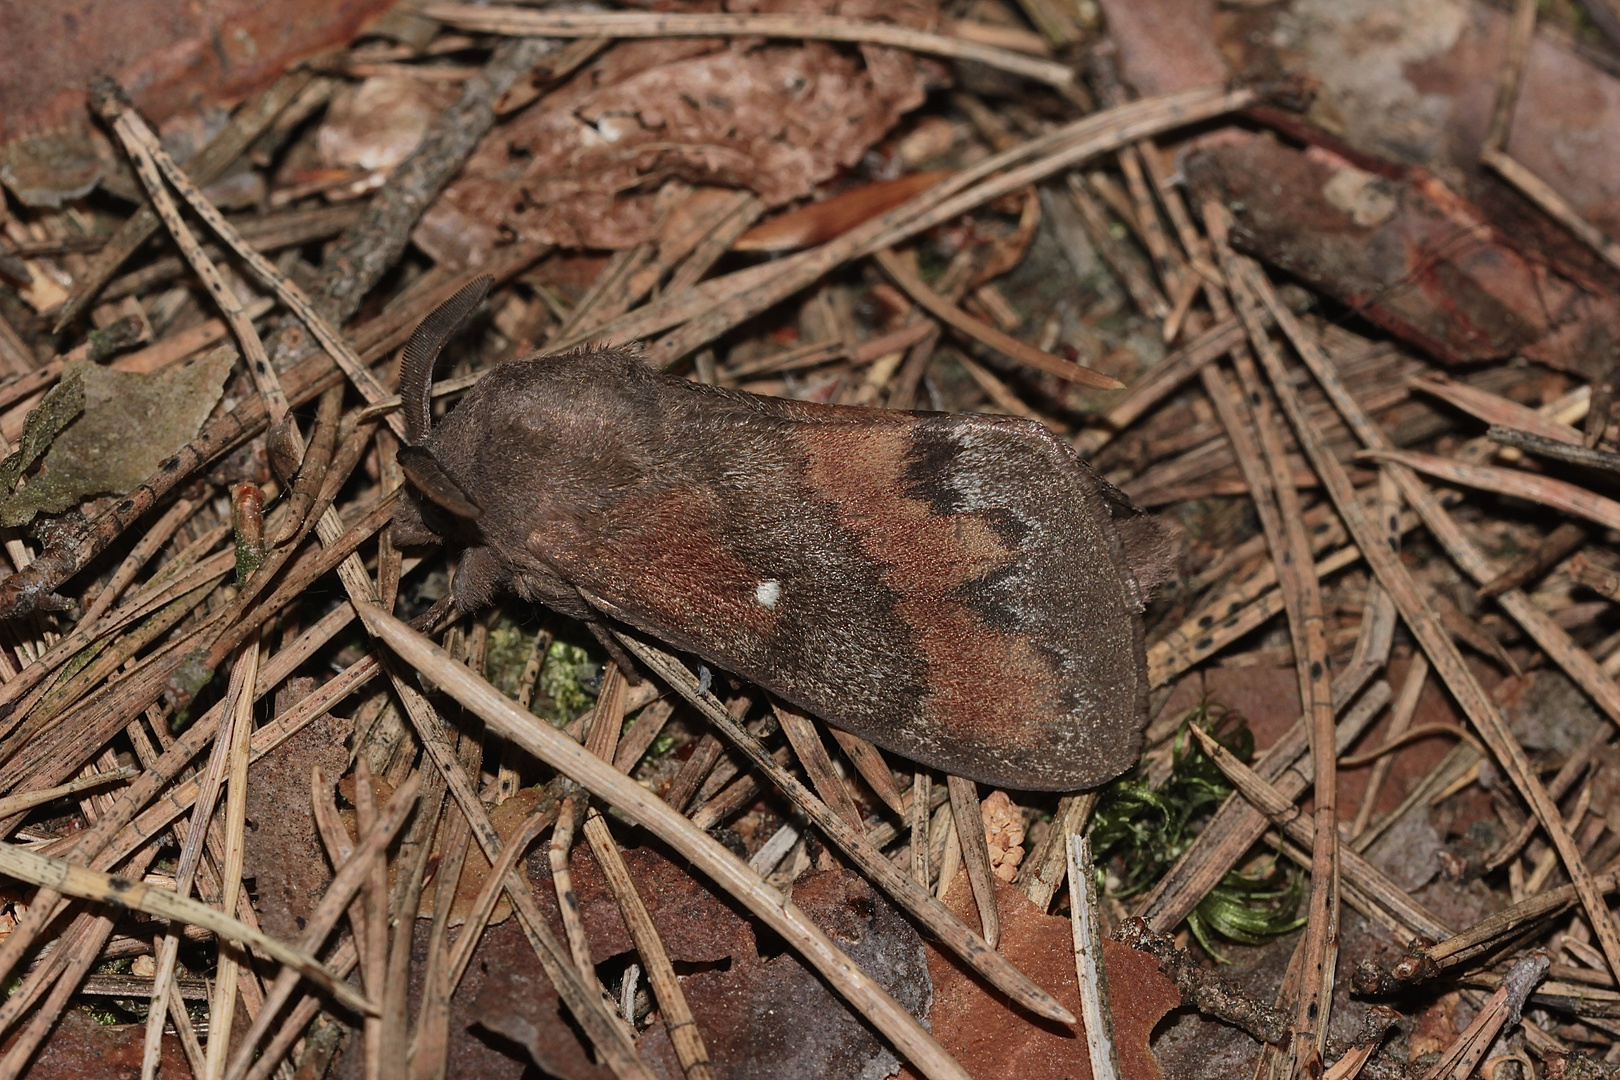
[396,340,1167,791]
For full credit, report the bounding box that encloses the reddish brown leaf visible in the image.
[734,170,953,251]
[413,35,932,259]
[1185,131,1620,379]
[0,0,393,205]
[901,874,1181,1080]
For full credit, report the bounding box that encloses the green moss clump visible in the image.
[483,621,533,698]
[1091,698,1303,958]
[536,640,597,725]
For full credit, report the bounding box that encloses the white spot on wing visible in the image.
[754,580,780,609]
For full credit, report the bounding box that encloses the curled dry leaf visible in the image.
[980,789,1027,883]
[414,30,933,260]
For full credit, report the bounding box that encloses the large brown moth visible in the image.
[393,277,1172,791]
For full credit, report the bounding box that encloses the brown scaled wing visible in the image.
[534,406,1149,791]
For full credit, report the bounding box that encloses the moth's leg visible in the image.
[587,621,645,685]
[410,594,457,634]
[449,544,511,614]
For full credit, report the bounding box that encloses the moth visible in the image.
[393,277,1172,791]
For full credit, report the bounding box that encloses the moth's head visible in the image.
[392,275,491,547]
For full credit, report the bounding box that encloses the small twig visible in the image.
[422,5,1077,86]
[1205,206,1341,1067]
[1421,951,1548,1080]
[946,774,1001,951]
[1115,917,1291,1046]
[1068,834,1122,1080]
[874,248,1121,387]
[1071,318,1245,457]
[354,759,388,1080]
[1338,720,1483,768]
[1482,0,1538,155]
[1488,424,1620,474]
[0,840,372,1016]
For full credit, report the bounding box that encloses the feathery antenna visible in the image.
[400,275,493,445]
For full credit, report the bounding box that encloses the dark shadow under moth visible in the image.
[393,277,1173,791]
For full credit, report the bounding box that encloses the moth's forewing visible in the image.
[536,405,1147,791]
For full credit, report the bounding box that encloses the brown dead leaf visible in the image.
[901,873,1181,1080]
[242,698,352,942]
[475,846,928,1080]
[315,76,459,178]
[1185,131,1620,379]
[415,784,549,926]
[21,1010,192,1080]
[632,867,930,1080]
[0,0,393,205]
[414,32,932,261]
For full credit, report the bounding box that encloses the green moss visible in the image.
[639,731,678,771]
[483,621,532,697]
[1091,698,1302,957]
[535,639,597,725]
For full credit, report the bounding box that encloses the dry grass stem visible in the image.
[616,630,1070,1022]
[361,603,986,1080]
[1068,833,1122,1080]
[0,838,371,1015]
[422,5,1076,86]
